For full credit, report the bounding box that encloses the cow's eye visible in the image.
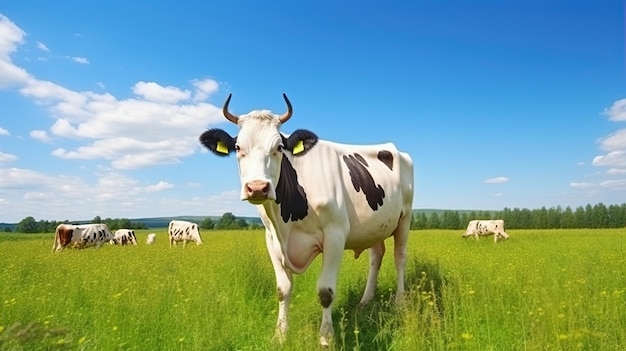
[235,145,241,152]
[277,145,284,153]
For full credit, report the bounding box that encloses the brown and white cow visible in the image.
[52,223,114,252]
[111,229,138,246]
[199,94,414,346]
[463,219,510,242]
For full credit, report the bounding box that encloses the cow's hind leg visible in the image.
[392,213,410,303]
[358,241,385,307]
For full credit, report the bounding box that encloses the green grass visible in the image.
[1,229,624,350]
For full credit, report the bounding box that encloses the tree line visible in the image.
[4,202,625,233]
[5,212,261,233]
[411,202,626,230]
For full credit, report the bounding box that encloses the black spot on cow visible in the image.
[342,153,385,211]
[377,150,394,170]
[318,287,334,308]
[275,154,309,222]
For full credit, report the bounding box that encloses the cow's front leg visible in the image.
[265,231,293,343]
[317,237,344,347]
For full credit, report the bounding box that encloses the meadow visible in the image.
[1,228,624,350]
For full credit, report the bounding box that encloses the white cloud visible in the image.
[597,128,626,152]
[570,182,594,189]
[599,179,626,190]
[30,129,52,143]
[0,127,9,136]
[0,15,25,61]
[493,192,504,197]
[607,168,626,175]
[0,18,225,170]
[70,56,89,64]
[592,150,626,168]
[0,151,18,163]
[484,176,509,184]
[192,78,219,101]
[143,181,174,193]
[132,81,190,103]
[0,166,256,222]
[603,98,626,122]
[0,16,30,88]
[36,41,49,52]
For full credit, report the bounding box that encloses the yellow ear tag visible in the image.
[292,140,305,155]
[216,141,229,154]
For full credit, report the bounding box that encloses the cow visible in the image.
[146,233,156,245]
[111,229,138,246]
[199,94,414,346]
[168,220,203,248]
[463,219,510,242]
[51,223,114,252]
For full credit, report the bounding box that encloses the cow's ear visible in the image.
[199,129,236,156]
[285,129,318,156]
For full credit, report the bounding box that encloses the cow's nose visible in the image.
[245,180,270,199]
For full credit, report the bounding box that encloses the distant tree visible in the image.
[547,206,561,229]
[562,206,575,228]
[92,216,102,224]
[201,217,215,230]
[459,212,469,229]
[216,212,238,229]
[411,212,427,230]
[427,212,441,229]
[592,203,609,228]
[607,204,625,228]
[236,218,249,229]
[15,216,38,233]
[1,227,12,233]
[441,210,461,229]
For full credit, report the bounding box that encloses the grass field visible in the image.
[1,229,624,350]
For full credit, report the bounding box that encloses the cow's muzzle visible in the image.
[244,180,271,204]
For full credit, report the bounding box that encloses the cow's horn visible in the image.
[278,93,293,124]
[222,93,239,124]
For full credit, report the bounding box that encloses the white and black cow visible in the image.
[111,229,138,246]
[52,223,114,252]
[168,220,203,248]
[146,233,156,245]
[199,94,414,346]
[463,219,510,242]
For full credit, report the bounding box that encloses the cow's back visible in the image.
[288,140,414,250]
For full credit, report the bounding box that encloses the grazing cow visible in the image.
[52,223,114,252]
[111,229,138,246]
[146,233,156,245]
[463,219,510,242]
[168,220,203,248]
[199,94,414,346]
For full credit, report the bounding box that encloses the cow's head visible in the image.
[200,94,318,205]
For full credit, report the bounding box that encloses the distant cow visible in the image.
[52,223,114,252]
[111,229,138,246]
[463,219,510,242]
[146,233,156,245]
[168,220,203,248]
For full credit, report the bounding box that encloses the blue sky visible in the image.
[0,1,624,223]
